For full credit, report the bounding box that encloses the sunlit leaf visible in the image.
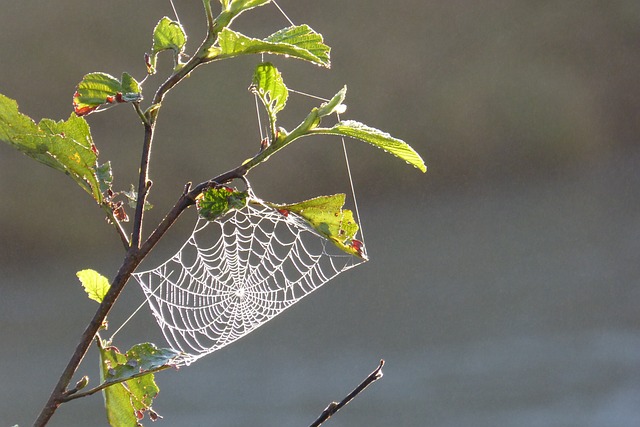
[103,343,181,383]
[212,25,330,67]
[120,72,141,95]
[99,342,139,427]
[197,187,248,221]
[98,340,176,427]
[73,72,143,116]
[77,269,110,303]
[314,120,426,172]
[251,62,288,116]
[0,93,107,203]
[148,17,187,74]
[267,194,367,259]
[223,0,271,13]
[250,62,288,141]
[316,86,347,117]
[265,25,330,67]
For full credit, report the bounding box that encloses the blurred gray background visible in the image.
[1,1,640,426]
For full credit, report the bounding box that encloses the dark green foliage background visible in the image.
[1,1,639,426]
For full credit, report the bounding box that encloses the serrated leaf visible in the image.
[120,72,140,94]
[315,120,426,172]
[103,343,181,383]
[148,17,187,74]
[251,62,288,141]
[197,187,248,221]
[224,0,271,13]
[267,194,367,259]
[77,269,110,304]
[73,73,120,116]
[0,93,107,203]
[152,17,186,54]
[213,26,330,67]
[252,62,288,116]
[100,347,138,427]
[98,340,174,427]
[265,25,330,67]
[73,72,143,116]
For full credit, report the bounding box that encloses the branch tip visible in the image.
[308,359,386,427]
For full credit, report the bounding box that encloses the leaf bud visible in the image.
[74,375,89,390]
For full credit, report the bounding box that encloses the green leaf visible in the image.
[242,87,425,178]
[0,93,107,203]
[120,72,141,95]
[212,25,330,67]
[317,86,347,118]
[265,25,331,67]
[267,194,367,259]
[122,184,153,211]
[251,62,288,116]
[77,269,111,303]
[225,0,271,13]
[98,340,175,426]
[96,162,114,194]
[103,343,181,383]
[315,120,426,172]
[73,72,143,116]
[197,187,248,221]
[148,17,187,74]
[250,62,288,141]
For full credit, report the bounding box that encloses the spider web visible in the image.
[132,202,366,365]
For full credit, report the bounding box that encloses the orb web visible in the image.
[132,202,366,365]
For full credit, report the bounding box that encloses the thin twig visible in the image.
[308,360,385,427]
[203,0,215,34]
[61,365,174,403]
[131,125,154,250]
[103,205,130,250]
[113,218,130,249]
[133,102,150,127]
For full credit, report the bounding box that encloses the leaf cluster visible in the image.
[98,339,180,426]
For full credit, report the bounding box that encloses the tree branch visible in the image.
[61,365,173,403]
[102,204,130,250]
[308,360,385,427]
[203,0,216,34]
[131,123,154,249]
[33,4,315,423]
[32,165,247,427]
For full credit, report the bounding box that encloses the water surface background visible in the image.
[1,1,639,426]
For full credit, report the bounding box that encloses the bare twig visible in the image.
[131,123,154,250]
[113,218,130,249]
[61,367,174,403]
[309,360,385,427]
[102,204,130,250]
